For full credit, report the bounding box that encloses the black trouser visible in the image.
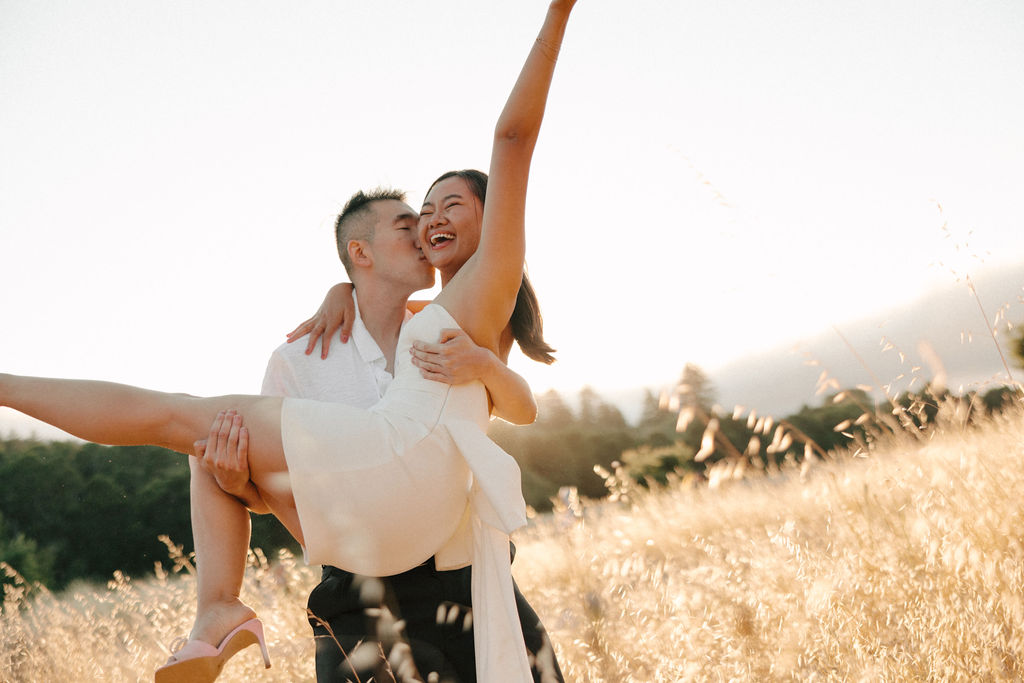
[307,556,564,682]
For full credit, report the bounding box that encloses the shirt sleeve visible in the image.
[260,349,302,398]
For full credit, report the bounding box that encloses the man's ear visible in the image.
[348,240,372,268]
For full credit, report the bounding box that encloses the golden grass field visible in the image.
[3,403,1023,682]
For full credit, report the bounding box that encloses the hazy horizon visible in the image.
[5,258,1020,440]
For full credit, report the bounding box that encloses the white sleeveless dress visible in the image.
[280,303,532,682]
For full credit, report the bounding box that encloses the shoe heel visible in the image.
[248,619,272,669]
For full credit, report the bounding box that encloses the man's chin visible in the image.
[412,277,436,292]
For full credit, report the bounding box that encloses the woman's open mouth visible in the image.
[428,232,455,248]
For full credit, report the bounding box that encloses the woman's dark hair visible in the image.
[428,169,556,364]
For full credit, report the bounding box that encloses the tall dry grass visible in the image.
[513,402,1024,682]
[3,404,1024,681]
[1,543,317,682]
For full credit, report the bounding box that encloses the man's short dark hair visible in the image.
[335,187,408,277]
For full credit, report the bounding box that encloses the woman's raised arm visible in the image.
[437,0,577,342]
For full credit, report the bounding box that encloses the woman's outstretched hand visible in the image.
[286,282,356,359]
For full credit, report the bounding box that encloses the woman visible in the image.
[0,1,577,681]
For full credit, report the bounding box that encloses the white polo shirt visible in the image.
[260,294,407,404]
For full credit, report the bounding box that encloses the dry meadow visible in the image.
[3,404,1024,682]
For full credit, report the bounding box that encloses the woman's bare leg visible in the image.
[186,412,306,647]
[0,373,280,454]
[189,455,258,645]
[0,373,300,647]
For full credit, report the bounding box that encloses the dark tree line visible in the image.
[0,440,295,590]
[495,362,1022,507]
[489,387,634,507]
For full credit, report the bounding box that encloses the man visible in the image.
[198,187,563,682]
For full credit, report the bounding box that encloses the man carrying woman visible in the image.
[197,185,561,681]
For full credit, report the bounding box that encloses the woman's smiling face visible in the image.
[418,176,483,283]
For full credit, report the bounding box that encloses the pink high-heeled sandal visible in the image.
[154,617,271,683]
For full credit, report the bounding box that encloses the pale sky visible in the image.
[2,0,1023,437]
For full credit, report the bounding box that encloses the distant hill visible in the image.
[708,261,1023,416]
[598,261,1022,423]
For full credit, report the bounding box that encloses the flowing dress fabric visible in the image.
[281,303,532,681]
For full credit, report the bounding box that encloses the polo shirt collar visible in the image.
[350,292,386,368]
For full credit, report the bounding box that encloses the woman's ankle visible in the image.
[191,600,258,644]
[196,596,255,617]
